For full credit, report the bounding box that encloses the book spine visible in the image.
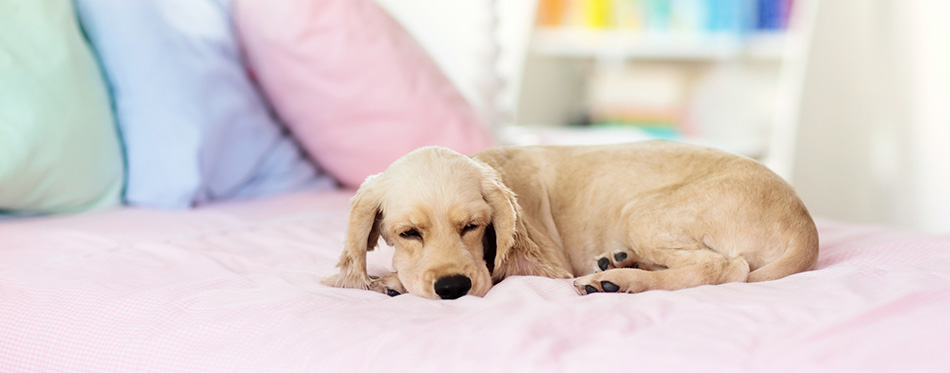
[537,0,566,27]
[706,0,744,35]
[612,0,645,30]
[781,0,795,29]
[645,0,672,32]
[584,0,612,28]
[671,0,706,33]
[756,0,782,30]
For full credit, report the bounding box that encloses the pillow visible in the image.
[75,0,334,209]
[0,0,123,216]
[234,0,494,188]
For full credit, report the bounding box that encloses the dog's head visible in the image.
[321,147,520,299]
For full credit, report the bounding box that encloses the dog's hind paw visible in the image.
[591,249,640,272]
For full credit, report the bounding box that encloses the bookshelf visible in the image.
[506,0,796,159]
[531,28,785,61]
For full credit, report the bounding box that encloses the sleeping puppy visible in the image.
[322,142,818,299]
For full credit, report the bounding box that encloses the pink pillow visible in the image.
[234,0,493,188]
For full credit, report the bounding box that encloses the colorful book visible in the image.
[584,0,612,28]
[535,0,791,33]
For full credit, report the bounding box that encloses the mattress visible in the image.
[1,190,949,371]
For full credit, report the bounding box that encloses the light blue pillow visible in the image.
[75,0,335,208]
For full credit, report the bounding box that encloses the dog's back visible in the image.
[475,141,818,282]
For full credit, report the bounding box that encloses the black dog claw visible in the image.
[597,257,610,271]
[584,285,599,294]
[601,281,620,292]
[386,288,400,297]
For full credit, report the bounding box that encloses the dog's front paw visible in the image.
[369,272,406,297]
[574,269,651,295]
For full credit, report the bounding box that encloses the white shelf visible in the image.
[499,125,767,158]
[531,28,786,61]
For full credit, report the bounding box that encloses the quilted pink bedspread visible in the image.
[2,190,949,372]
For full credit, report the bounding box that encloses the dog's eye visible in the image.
[462,223,479,233]
[399,229,421,239]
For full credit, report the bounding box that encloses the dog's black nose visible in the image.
[434,275,472,299]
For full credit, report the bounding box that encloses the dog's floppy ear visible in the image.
[476,159,573,282]
[476,162,519,273]
[321,175,384,290]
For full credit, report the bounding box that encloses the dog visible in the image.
[322,142,818,299]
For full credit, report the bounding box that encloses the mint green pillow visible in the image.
[0,0,123,216]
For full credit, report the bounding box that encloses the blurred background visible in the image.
[375,0,950,234]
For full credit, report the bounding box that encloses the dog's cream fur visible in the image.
[322,142,818,299]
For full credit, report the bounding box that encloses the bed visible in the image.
[4,0,950,370]
[2,189,949,371]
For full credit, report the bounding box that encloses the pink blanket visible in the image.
[2,190,948,371]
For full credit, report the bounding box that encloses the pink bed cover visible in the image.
[2,190,949,372]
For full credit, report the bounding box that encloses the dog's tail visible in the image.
[747,220,819,282]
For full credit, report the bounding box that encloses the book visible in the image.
[584,0,612,28]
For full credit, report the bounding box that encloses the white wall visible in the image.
[785,0,950,233]
[908,0,950,233]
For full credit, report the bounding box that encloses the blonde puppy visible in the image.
[322,142,818,299]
